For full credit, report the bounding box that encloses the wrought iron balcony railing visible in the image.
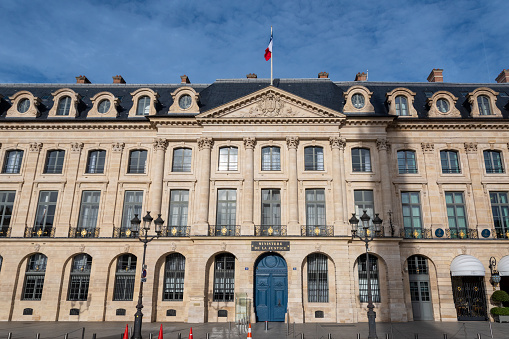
[209,225,240,236]
[400,228,433,239]
[302,225,334,237]
[160,226,190,237]
[0,226,11,237]
[112,227,138,238]
[447,228,478,239]
[25,227,55,238]
[353,226,385,238]
[255,225,287,236]
[493,229,509,239]
[69,227,100,238]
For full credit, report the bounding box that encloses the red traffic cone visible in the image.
[158,324,163,339]
[247,323,252,338]
[122,324,129,339]
[189,327,193,339]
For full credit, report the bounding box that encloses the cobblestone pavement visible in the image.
[0,321,505,339]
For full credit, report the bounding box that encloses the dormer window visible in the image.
[343,86,374,113]
[477,96,491,115]
[88,92,119,118]
[395,96,408,116]
[436,99,450,113]
[179,95,192,110]
[352,94,365,109]
[169,87,199,113]
[48,88,81,118]
[136,96,150,115]
[427,91,460,118]
[18,99,30,113]
[7,91,41,118]
[57,96,72,116]
[386,88,417,117]
[467,88,501,118]
[128,88,159,117]
[98,100,111,114]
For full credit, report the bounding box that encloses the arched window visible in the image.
[86,150,106,174]
[307,253,328,302]
[163,253,185,301]
[218,147,238,171]
[44,150,65,174]
[113,254,137,301]
[213,253,235,301]
[56,96,72,116]
[136,96,151,116]
[357,255,380,303]
[2,149,24,173]
[397,150,417,174]
[484,150,504,173]
[261,146,281,171]
[352,148,371,172]
[440,150,460,174]
[68,254,92,301]
[304,146,324,171]
[395,95,409,116]
[477,95,492,115]
[172,148,192,172]
[22,254,47,300]
[128,150,147,174]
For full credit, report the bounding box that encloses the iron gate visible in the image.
[451,276,487,321]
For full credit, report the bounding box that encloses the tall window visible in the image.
[22,254,47,300]
[304,146,324,171]
[307,253,328,302]
[440,150,460,174]
[136,96,151,116]
[0,191,15,237]
[477,95,492,115]
[401,192,423,238]
[168,190,189,227]
[358,255,380,303]
[445,192,467,238]
[352,148,372,172]
[261,189,281,226]
[216,189,237,227]
[305,189,326,226]
[163,253,185,301]
[395,95,409,116]
[172,148,192,172]
[121,191,143,232]
[490,192,509,238]
[354,190,374,229]
[0,255,2,272]
[56,96,72,116]
[86,150,106,174]
[33,191,58,237]
[44,150,65,174]
[2,150,24,173]
[397,150,417,174]
[113,254,137,301]
[261,146,281,171]
[218,147,238,171]
[128,150,147,174]
[484,150,504,173]
[77,191,101,235]
[68,254,92,301]
[213,253,235,302]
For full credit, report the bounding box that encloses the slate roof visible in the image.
[0,79,508,120]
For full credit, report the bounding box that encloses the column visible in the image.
[242,137,256,235]
[103,142,124,237]
[149,138,168,217]
[376,138,393,236]
[286,136,300,235]
[11,142,42,237]
[339,139,348,223]
[330,136,346,235]
[194,137,213,235]
[464,142,482,229]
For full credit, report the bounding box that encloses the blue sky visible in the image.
[0,0,507,84]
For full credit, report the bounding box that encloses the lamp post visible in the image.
[349,210,383,339]
[131,211,164,339]
[489,256,501,288]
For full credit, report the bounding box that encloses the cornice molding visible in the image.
[391,121,509,131]
[0,122,153,131]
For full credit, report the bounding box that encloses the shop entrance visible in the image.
[254,253,288,322]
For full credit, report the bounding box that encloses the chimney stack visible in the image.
[75,75,91,84]
[427,69,443,83]
[180,75,190,84]
[318,72,329,79]
[113,75,126,84]
[495,69,509,83]
[355,72,367,81]
[246,73,257,79]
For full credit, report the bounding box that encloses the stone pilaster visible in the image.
[149,138,168,218]
[421,142,439,230]
[464,142,482,228]
[242,137,256,235]
[102,142,124,236]
[194,137,213,235]
[376,138,392,236]
[330,136,346,235]
[286,136,300,235]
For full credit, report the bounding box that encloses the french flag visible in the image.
[264,31,273,61]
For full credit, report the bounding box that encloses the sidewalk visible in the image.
[0,321,505,339]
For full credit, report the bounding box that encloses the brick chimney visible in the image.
[75,75,91,84]
[427,69,443,82]
[355,72,367,81]
[113,75,126,84]
[180,75,190,84]
[318,72,329,79]
[246,73,257,79]
[495,69,509,83]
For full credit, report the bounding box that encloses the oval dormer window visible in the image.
[352,93,365,109]
[98,99,111,114]
[17,98,30,113]
[179,95,192,110]
[436,99,450,113]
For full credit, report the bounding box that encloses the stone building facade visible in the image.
[0,70,509,323]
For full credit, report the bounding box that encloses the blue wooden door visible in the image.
[255,254,288,322]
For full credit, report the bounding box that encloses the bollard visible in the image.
[265,321,268,331]
[92,334,96,339]
[386,334,390,339]
[414,334,418,339]
[300,333,304,339]
[328,334,332,339]
[357,334,361,339]
[149,333,152,339]
[477,334,481,339]
[206,333,210,339]
[178,333,181,339]
[81,327,85,339]
[8,333,12,339]
[443,334,447,339]
[36,334,40,339]
[65,333,68,339]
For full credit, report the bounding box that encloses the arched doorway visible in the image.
[254,253,288,322]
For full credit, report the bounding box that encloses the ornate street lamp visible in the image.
[131,211,163,339]
[489,256,501,287]
[350,210,383,339]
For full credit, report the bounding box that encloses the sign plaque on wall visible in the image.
[251,241,290,251]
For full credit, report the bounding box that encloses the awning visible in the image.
[450,255,485,276]
[498,256,509,277]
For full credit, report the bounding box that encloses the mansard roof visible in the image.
[0,78,508,120]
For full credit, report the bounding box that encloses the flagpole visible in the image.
[270,26,273,86]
